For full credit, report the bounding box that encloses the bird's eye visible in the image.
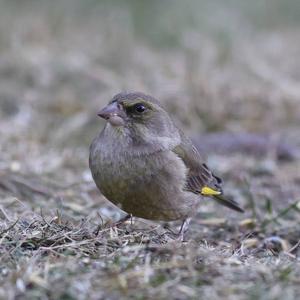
[134,103,146,113]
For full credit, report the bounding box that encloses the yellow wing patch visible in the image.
[201,186,222,196]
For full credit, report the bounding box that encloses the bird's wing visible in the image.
[172,132,222,194]
[172,131,244,213]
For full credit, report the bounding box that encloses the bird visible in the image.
[89,92,244,234]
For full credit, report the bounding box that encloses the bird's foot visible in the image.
[164,218,191,242]
[111,214,132,227]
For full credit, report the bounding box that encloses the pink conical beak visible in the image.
[97,102,125,126]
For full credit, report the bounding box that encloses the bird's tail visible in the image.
[200,186,244,213]
[212,194,244,213]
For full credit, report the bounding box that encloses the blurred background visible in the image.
[1,1,300,299]
[0,0,300,217]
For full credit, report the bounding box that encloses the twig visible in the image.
[0,206,12,221]
[261,201,300,229]
[243,178,257,219]
[288,240,300,254]
[0,218,19,237]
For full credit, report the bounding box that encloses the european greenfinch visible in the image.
[89,92,244,225]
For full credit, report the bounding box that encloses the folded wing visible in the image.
[172,130,244,213]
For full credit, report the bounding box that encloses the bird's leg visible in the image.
[113,214,132,227]
[177,217,191,241]
[165,218,191,241]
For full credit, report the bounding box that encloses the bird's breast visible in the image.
[89,136,197,220]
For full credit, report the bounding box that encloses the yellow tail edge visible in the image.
[201,186,222,196]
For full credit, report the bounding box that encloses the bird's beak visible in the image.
[97,102,126,126]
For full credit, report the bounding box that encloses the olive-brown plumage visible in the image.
[89,92,243,222]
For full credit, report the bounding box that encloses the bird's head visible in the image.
[97,92,180,150]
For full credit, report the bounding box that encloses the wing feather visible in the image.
[172,131,244,213]
[172,132,222,194]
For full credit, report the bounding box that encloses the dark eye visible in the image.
[134,103,146,113]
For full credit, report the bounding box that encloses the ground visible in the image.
[0,1,300,299]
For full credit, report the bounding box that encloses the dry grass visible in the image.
[0,1,300,299]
